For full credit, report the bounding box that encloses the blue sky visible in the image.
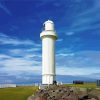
[0,0,100,83]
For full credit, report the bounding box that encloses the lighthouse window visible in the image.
[43,24,45,30]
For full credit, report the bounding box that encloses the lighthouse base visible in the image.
[42,74,55,85]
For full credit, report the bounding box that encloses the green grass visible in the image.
[64,83,100,88]
[0,86,38,100]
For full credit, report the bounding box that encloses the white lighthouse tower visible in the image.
[40,20,58,84]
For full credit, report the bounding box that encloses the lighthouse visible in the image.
[40,20,58,84]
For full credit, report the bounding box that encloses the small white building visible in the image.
[0,84,16,88]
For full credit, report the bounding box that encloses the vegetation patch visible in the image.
[0,86,38,100]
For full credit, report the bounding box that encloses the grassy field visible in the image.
[0,86,38,100]
[0,83,99,100]
[64,83,100,88]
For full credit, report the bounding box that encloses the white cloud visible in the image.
[56,50,100,76]
[9,49,24,55]
[24,54,41,58]
[0,33,8,38]
[57,48,72,54]
[56,67,100,76]
[77,0,100,17]
[0,31,42,75]
[65,32,74,36]
[56,0,100,34]
[0,56,41,74]
[0,3,12,16]
[0,33,42,73]
[26,48,41,52]
[0,54,11,59]
[89,73,100,79]
[57,39,63,42]
[70,0,100,32]
[0,37,33,45]
[56,53,74,57]
[0,33,40,46]
[8,47,42,59]
[0,32,100,78]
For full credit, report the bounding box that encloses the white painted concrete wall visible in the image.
[0,84,16,88]
[42,36,55,84]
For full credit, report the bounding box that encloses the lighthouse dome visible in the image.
[43,20,54,31]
